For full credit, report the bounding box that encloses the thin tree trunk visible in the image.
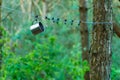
[90,0,113,80]
[113,23,120,38]
[42,0,47,20]
[20,0,32,20]
[27,0,32,20]
[32,0,42,16]
[20,0,25,13]
[79,0,89,79]
[0,0,2,69]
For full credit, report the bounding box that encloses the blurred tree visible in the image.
[79,0,89,80]
[27,0,32,20]
[90,0,113,79]
[0,0,2,69]
[0,0,1,22]
[113,6,120,38]
[30,0,48,19]
[20,0,32,20]
[113,23,120,38]
[20,0,25,13]
[42,0,47,19]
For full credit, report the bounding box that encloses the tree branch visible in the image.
[113,23,120,38]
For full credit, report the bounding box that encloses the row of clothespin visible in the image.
[30,15,113,35]
[30,15,81,35]
[45,16,80,26]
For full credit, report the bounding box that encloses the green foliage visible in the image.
[0,26,5,44]
[1,0,120,80]
[111,67,120,80]
[0,21,88,79]
[1,37,88,80]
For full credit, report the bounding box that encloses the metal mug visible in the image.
[30,22,44,35]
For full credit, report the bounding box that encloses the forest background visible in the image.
[0,0,120,80]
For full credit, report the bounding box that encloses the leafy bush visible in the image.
[1,43,89,80]
[1,30,89,80]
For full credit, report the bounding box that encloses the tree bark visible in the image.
[79,0,89,80]
[90,0,113,80]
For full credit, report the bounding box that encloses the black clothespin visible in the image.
[56,18,60,24]
[52,17,55,23]
[45,16,50,20]
[64,19,67,24]
[71,20,74,25]
[35,15,39,22]
[45,16,48,19]
[35,15,39,18]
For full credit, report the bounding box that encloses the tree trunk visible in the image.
[90,0,113,80]
[27,0,32,20]
[42,0,47,20]
[0,0,2,69]
[20,0,25,13]
[79,0,89,80]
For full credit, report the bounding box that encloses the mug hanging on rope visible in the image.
[30,17,44,35]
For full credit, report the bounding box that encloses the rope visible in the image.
[0,6,113,26]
